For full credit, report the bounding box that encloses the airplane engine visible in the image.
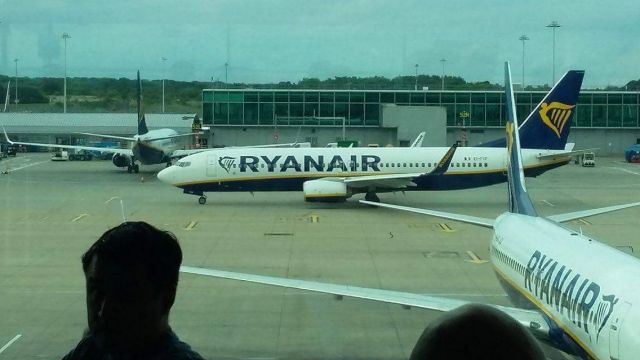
[112,153,132,168]
[303,179,350,202]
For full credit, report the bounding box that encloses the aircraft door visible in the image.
[206,154,218,177]
[609,301,631,360]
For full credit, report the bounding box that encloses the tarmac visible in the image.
[1,153,639,359]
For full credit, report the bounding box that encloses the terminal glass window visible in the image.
[320,103,334,117]
[275,103,289,121]
[320,92,334,102]
[213,102,229,124]
[290,92,303,102]
[380,92,394,103]
[425,93,440,104]
[608,106,622,127]
[623,105,638,127]
[245,92,258,102]
[228,103,243,124]
[410,93,424,104]
[305,92,319,103]
[471,104,485,126]
[485,104,501,126]
[576,105,592,127]
[395,92,409,104]
[275,92,289,102]
[304,102,319,118]
[365,104,380,125]
[349,104,364,125]
[244,103,259,124]
[259,92,274,102]
[365,92,379,103]
[456,93,470,103]
[441,93,455,103]
[335,103,348,120]
[335,92,349,102]
[259,103,274,124]
[350,92,365,103]
[290,103,303,118]
[592,105,607,127]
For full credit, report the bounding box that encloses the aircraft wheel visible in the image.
[133,164,140,173]
[198,196,207,205]
[365,192,380,203]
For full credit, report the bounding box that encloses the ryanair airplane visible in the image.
[158,70,585,205]
[179,63,640,359]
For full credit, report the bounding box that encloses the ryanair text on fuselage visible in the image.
[219,154,382,173]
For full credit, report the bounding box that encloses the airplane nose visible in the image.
[157,167,174,184]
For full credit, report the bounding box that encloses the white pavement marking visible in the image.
[607,166,640,176]
[3,160,49,173]
[104,196,119,204]
[0,334,22,354]
[541,200,555,207]
[71,214,88,222]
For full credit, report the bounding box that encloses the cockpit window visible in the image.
[177,161,191,167]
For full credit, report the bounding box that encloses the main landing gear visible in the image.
[127,164,140,173]
[365,192,380,203]
[198,195,207,205]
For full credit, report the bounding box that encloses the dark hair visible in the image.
[82,221,182,293]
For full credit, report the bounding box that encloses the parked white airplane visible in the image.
[158,70,586,204]
[179,63,640,359]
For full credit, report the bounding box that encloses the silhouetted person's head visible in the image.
[410,304,545,360]
[81,221,182,352]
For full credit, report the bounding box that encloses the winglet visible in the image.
[3,81,9,112]
[427,143,458,176]
[2,125,14,144]
[505,62,537,216]
[411,132,426,147]
[137,71,149,135]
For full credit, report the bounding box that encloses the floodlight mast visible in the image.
[62,32,71,113]
[546,21,561,84]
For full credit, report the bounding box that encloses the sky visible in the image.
[0,0,638,88]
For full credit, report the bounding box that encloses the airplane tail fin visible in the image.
[505,62,537,216]
[137,71,149,135]
[482,70,584,150]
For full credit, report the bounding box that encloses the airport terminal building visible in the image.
[202,89,640,152]
[2,89,639,154]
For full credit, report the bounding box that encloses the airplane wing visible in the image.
[75,132,137,142]
[338,144,459,190]
[3,127,132,156]
[547,201,640,223]
[3,81,9,112]
[360,201,495,228]
[180,265,550,339]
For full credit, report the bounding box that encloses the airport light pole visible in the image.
[519,35,529,89]
[440,58,446,90]
[414,63,419,90]
[62,32,70,113]
[13,58,18,108]
[546,21,561,85]
[224,62,228,89]
[161,56,167,113]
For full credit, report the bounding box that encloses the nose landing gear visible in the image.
[198,195,207,205]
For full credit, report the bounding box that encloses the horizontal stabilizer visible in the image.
[360,200,494,228]
[536,148,598,160]
[547,201,640,223]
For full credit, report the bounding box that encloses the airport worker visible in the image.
[410,303,545,360]
[62,221,204,360]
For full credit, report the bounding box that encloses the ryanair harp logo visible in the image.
[539,102,575,138]
[218,156,236,173]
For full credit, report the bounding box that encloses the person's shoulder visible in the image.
[160,331,205,360]
[61,336,100,360]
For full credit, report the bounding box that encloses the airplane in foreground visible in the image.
[179,63,640,359]
[158,69,586,204]
[3,81,9,112]
[1,72,301,173]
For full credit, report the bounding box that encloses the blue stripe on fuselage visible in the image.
[177,160,568,194]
